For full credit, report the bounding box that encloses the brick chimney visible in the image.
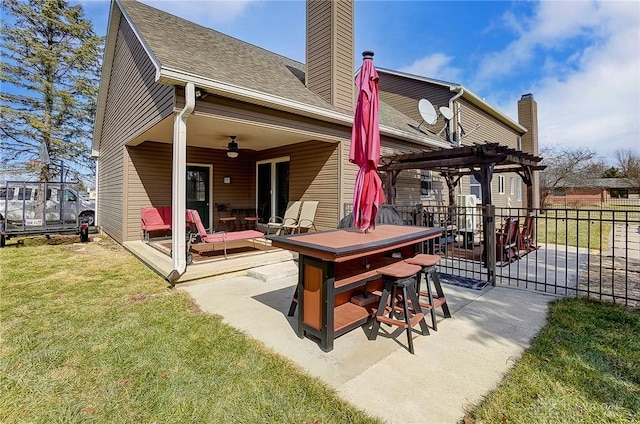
[518,93,540,208]
[306,0,354,113]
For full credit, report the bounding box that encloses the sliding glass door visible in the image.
[257,157,289,223]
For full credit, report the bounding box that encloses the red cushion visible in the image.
[141,207,171,231]
[202,230,263,243]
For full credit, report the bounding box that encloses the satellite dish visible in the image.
[418,99,438,125]
[439,106,454,120]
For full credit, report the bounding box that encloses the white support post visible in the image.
[170,82,195,281]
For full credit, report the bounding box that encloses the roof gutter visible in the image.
[167,82,195,284]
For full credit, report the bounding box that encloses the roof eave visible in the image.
[159,67,449,150]
[455,86,527,134]
[92,0,163,153]
[378,68,527,134]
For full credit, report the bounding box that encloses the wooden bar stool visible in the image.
[404,254,451,331]
[369,261,429,354]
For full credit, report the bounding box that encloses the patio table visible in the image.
[269,224,442,351]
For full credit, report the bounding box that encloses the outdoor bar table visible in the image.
[269,224,443,351]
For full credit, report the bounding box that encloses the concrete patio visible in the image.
[180,262,557,424]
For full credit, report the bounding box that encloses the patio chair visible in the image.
[186,209,264,259]
[519,213,536,253]
[496,217,520,263]
[266,201,302,235]
[283,201,318,234]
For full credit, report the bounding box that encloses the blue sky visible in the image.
[82,0,640,163]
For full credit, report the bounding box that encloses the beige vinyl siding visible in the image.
[306,1,332,104]
[97,16,175,243]
[518,95,540,208]
[306,0,354,113]
[453,98,524,208]
[125,141,259,241]
[456,98,519,148]
[334,0,354,112]
[341,136,436,211]
[256,141,340,231]
[191,95,349,142]
[341,137,357,216]
[378,73,452,134]
[456,172,524,209]
[125,142,172,241]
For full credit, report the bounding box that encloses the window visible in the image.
[470,175,481,201]
[552,188,566,196]
[17,188,32,200]
[498,176,505,194]
[64,190,77,202]
[0,188,13,200]
[420,170,433,199]
[610,188,629,198]
[516,136,522,151]
[510,177,515,195]
[516,179,522,201]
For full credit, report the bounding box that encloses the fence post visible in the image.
[485,205,496,286]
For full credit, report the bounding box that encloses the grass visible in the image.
[501,206,640,250]
[466,297,640,424]
[534,217,611,250]
[0,235,380,424]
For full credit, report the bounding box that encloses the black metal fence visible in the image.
[353,203,640,307]
[545,197,640,208]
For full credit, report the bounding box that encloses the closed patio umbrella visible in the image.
[350,51,385,232]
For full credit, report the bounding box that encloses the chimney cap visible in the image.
[521,93,534,100]
[362,50,375,60]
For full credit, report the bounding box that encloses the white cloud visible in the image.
[476,2,603,83]
[140,0,258,25]
[398,53,462,83]
[483,1,640,162]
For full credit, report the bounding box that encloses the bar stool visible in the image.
[404,254,451,331]
[369,261,429,354]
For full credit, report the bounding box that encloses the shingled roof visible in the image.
[117,0,441,144]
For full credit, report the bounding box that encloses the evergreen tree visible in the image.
[0,0,102,182]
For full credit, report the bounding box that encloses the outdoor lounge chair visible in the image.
[186,209,265,259]
[282,201,318,234]
[266,201,302,235]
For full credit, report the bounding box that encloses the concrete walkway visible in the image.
[180,267,556,423]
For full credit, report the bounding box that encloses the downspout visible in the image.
[449,86,464,147]
[168,82,195,284]
[92,150,99,227]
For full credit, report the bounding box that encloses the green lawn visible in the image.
[0,236,380,423]
[534,218,611,250]
[520,207,640,250]
[466,298,640,423]
[3,236,638,424]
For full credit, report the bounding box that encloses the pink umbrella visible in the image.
[350,51,385,231]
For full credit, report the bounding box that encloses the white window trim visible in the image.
[498,175,505,194]
[420,169,433,200]
[470,175,481,201]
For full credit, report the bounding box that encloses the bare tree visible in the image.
[614,149,640,188]
[539,145,603,208]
